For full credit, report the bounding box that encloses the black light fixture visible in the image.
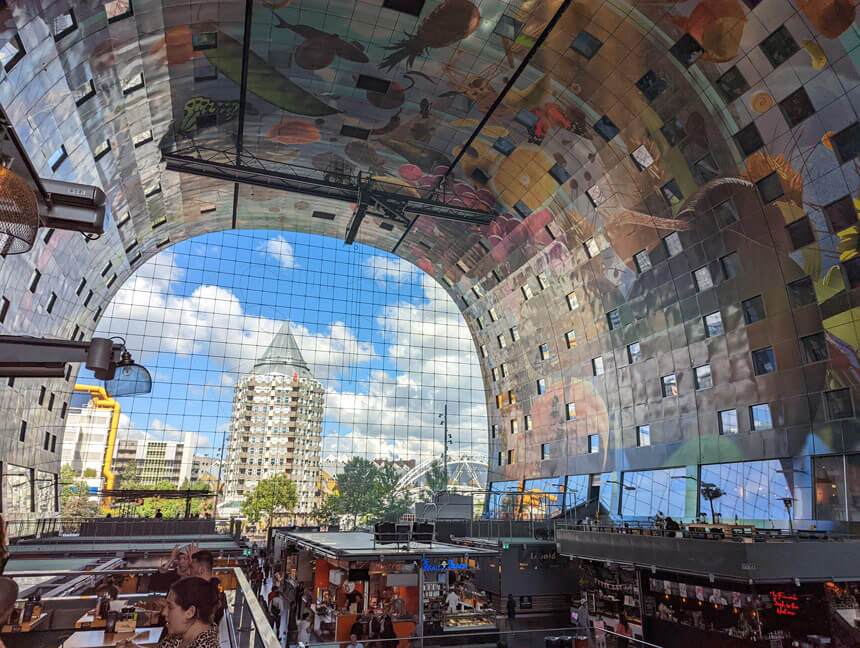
[104,345,152,397]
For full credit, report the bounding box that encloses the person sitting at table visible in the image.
[150,543,197,592]
[664,517,680,531]
[191,550,230,648]
[118,577,221,648]
[0,577,19,648]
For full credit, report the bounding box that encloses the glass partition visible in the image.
[621,467,688,520]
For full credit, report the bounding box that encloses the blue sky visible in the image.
[77,230,487,467]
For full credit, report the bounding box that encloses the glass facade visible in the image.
[522,476,565,518]
[6,465,33,515]
[621,468,689,519]
[486,480,522,519]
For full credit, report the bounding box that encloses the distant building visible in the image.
[62,401,113,480]
[111,431,195,487]
[191,455,221,484]
[221,322,324,521]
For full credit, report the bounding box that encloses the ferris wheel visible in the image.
[394,450,488,496]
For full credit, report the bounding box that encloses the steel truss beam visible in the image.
[162,146,496,243]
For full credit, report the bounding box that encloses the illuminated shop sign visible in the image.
[770,591,799,616]
[421,558,468,571]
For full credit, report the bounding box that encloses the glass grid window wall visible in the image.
[621,467,688,519]
[71,231,489,517]
[699,460,798,523]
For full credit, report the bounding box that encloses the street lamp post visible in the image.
[671,475,723,524]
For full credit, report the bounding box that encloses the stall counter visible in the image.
[335,612,415,648]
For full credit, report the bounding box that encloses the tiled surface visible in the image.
[0,0,857,524]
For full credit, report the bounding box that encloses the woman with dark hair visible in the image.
[118,577,221,648]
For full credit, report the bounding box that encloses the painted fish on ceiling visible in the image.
[273,14,369,70]
[204,31,339,116]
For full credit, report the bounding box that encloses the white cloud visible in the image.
[366,256,420,284]
[260,235,297,269]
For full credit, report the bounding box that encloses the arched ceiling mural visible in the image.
[0,0,858,516]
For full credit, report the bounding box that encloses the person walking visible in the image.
[380,611,397,648]
[506,594,516,632]
[297,611,312,645]
[575,599,590,638]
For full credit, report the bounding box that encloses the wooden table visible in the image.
[60,627,163,647]
[2,612,47,633]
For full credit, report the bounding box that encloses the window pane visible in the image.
[634,249,652,273]
[695,364,712,389]
[661,374,678,397]
[801,332,828,363]
[742,295,766,324]
[825,389,853,419]
[750,404,772,431]
[787,276,817,308]
[752,347,777,375]
[588,434,599,453]
[584,238,599,258]
[566,402,576,420]
[637,425,650,447]
[786,217,815,250]
[565,330,576,348]
[719,409,739,434]
[721,252,741,279]
[607,310,621,330]
[627,342,642,363]
[694,266,713,291]
[536,379,546,395]
[814,456,847,522]
[663,232,683,256]
[621,467,687,518]
[704,311,724,337]
[593,357,605,376]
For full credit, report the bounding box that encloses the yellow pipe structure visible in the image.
[74,384,121,511]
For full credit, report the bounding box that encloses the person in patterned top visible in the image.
[118,577,221,648]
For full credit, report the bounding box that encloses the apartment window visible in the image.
[570,30,603,59]
[565,330,576,348]
[663,232,683,256]
[734,122,764,157]
[497,335,507,349]
[488,307,498,322]
[825,389,853,419]
[50,435,57,453]
[742,295,766,324]
[831,122,860,164]
[491,424,498,439]
[695,364,712,390]
[786,217,815,250]
[0,296,8,324]
[507,449,515,465]
[594,115,620,142]
[714,200,740,228]
[480,344,487,358]
[627,342,642,363]
[631,145,656,171]
[607,310,621,330]
[661,180,684,206]
[704,311,724,337]
[715,65,749,102]
[508,390,516,404]
[501,363,509,378]
[476,316,485,331]
[524,415,532,431]
[521,284,533,300]
[566,402,576,420]
[693,266,713,291]
[588,434,599,454]
[759,25,799,68]
[637,425,651,447]
[757,172,784,203]
[122,72,145,95]
[497,452,503,466]
[636,69,667,102]
[669,32,703,67]
[19,421,26,442]
[661,374,678,397]
[823,195,857,233]
[787,277,817,308]
[536,379,546,395]
[750,404,773,431]
[801,332,828,363]
[0,34,25,72]
[537,273,547,290]
[472,285,484,298]
[592,356,605,376]
[779,87,816,128]
[584,238,599,258]
[491,367,499,382]
[719,409,739,435]
[510,419,518,434]
[76,278,87,296]
[844,257,860,289]
[566,292,579,310]
[106,0,134,22]
[541,443,550,460]
[46,292,57,314]
[510,326,520,342]
[721,252,741,279]
[539,343,549,360]
[633,249,652,273]
[38,385,46,405]
[496,395,503,409]
[752,347,777,375]
[192,32,218,51]
[74,79,96,106]
[29,270,41,293]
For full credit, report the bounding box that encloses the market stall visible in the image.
[274,530,498,646]
[578,560,643,640]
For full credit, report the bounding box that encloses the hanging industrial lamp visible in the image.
[103,342,152,397]
[0,164,39,254]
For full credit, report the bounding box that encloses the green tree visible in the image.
[335,457,382,527]
[60,464,99,518]
[374,462,411,522]
[241,473,298,528]
[83,468,98,479]
[424,459,448,499]
[312,493,341,526]
[118,461,140,489]
[138,480,182,518]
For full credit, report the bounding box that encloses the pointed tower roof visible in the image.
[253,321,312,378]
